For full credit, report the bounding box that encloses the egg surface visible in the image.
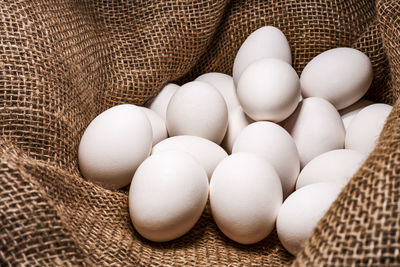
[166,81,228,144]
[78,104,152,189]
[221,106,254,153]
[277,182,342,255]
[140,107,168,145]
[152,135,228,180]
[232,121,300,198]
[129,151,208,242]
[237,58,300,122]
[232,26,291,84]
[296,149,366,189]
[300,47,373,110]
[146,83,179,121]
[284,97,345,168]
[195,72,240,111]
[210,152,282,244]
[345,103,392,154]
[339,99,374,130]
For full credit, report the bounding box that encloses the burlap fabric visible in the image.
[1,0,399,266]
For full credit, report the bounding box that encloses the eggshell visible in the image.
[146,83,179,121]
[339,99,374,130]
[210,152,282,244]
[237,58,300,122]
[232,121,300,198]
[140,107,168,145]
[232,26,292,84]
[300,47,373,110]
[166,81,228,144]
[296,149,366,189]
[152,135,228,180]
[78,104,152,189]
[195,72,240,111]
[129,151,209,242]
[284,97,345,168]
[345,103,392,154]
[221,106,254,154]
[277,182,342,255]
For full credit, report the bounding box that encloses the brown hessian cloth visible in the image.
[1,0,399,266]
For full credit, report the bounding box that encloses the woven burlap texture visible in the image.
[1,0,399,266]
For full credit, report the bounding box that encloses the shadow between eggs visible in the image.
[128,199,293,264]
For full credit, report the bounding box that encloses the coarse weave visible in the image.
[1,0,399,266]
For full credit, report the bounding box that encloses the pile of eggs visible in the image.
[78,26,392,255]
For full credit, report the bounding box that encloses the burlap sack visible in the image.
[1,0,399,266]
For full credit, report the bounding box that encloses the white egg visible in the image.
[284,97,345,168]
[237,58,300,122]
[146,83,179,121]
[195,72,240,111]
[166,81,228,144]
[232,26,292,84]
[277,182,342,255]
[232,121,300,199]
[296,149,366,189]
[210,152,282,244]
[129,151,209,242]
[140,107,168,145]
[152,135,228,180]
[345,103,392,154]
[339,99,374,130]
[78,104,152,189]
[221,106,254,154]
[300,47,373,110]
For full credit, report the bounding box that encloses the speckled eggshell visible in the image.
[232,26,292,84]
[284,97,345,168]
[129,151,209,242]
[300,47,373,110]
[277,182,342,255]
[78,104,152,189]
[210,152,282,244]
